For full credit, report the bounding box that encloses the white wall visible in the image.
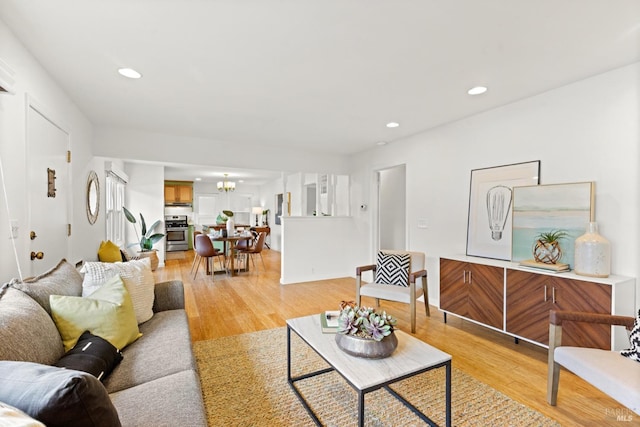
[348,62,640,309]
[93,127,351,175]
[124,163,166,266]
[0,19,99,282]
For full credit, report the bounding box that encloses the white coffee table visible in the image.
[286,314,452,427]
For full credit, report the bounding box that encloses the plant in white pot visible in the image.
[221,210,235,235]
[123,207,164,270]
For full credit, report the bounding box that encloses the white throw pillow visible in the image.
[80,258,155,324]
[0,401,45,427]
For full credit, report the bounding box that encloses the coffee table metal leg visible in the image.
[446,361,451,427]
[286,326,334,426]
[358,391,365,427]
[286,326,291,382]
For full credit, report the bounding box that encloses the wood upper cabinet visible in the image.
[506,269,612,349]
[164,182,193,205]
[440,258,504,329]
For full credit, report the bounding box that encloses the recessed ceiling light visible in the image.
[386,122,400,128]
[468,86,487,95]
[118,68,142,79]
[376,141,387,146]
[195,177,202,181]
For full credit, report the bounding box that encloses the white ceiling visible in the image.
[1,0,639,182]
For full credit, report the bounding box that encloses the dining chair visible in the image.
[238,231,267,271]
[193,234,225,279]
[190,231,202,275]
[355,250,430,333]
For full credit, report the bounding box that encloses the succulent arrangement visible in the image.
[337,302,397,341]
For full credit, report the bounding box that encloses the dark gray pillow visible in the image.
[56,331,123,381]
[0,361,121,427]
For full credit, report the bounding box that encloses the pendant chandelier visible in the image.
[217,174,236,192]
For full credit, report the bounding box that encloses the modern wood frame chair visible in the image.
[238,231,267,271]
[547,310,638,414]
[193,234,225,279]
[355,250,430,333]
[190,231,203,275]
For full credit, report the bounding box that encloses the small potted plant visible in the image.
[533,229,569,264]
[335,301,398,359]
[123,207,164,270]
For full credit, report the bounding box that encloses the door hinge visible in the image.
[67,150,71,163]
[67,224,71,236]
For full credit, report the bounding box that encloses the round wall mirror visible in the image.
[86,170,100,224]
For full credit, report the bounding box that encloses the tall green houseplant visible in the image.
[123,207,164,251]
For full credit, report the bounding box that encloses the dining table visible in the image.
[208,233,253,276]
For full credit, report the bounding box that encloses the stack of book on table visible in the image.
[518,259,570,273]
[320,310,340,333]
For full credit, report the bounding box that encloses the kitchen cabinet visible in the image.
[164,182,193,205]
[440,258,504,329]
[439,255,635,350]
[506,269,612,348]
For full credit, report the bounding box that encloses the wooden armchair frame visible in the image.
[355,263,430,333]
[547,310,635,406]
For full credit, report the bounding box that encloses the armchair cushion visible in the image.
[621,310,640,362]
[374,251,410,287]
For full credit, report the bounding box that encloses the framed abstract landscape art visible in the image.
[511,182,595,268]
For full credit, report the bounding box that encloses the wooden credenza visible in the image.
[439,256,636,350]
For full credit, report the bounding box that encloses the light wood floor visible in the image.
[154,248,637,427]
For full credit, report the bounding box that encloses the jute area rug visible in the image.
[194,328,560,427]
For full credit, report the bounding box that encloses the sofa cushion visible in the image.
[55,331,123,381]
[109,370,206,427]
[374,251,410,287]
[103,310,196,393]
[50,275,142,352]
[0,400,46,427]
[621,310,640,362]
[0,361,121,427]
[97,240,123,263]
[0,287,64,365]
[81,258,155,324]
[12,259,83,315]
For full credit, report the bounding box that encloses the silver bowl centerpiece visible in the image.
[334,302,398,359]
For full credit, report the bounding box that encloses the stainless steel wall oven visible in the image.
[165,215,189,251]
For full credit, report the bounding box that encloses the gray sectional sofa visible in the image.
[0,260,207,426]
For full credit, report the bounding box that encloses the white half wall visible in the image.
[281,216,359,284]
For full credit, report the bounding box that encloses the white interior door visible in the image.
[27,102,70,276]
[377,165,406,250]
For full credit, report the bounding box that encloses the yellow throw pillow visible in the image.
[50,275,142,352]
[97,240,122,263]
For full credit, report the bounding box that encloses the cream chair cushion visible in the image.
[360,250,426,303]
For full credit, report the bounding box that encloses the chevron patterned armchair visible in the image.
[355,250,430,333]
